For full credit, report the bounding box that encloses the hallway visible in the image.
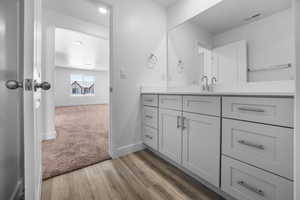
[42,104,110,179]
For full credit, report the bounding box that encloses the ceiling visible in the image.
[55,28,109,71]
[191,0,291,35]
[153,0,179,8]
[43,0,110,27]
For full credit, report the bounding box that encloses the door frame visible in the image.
[21,0,43,199]
[22,0,115,199]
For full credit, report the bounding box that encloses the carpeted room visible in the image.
[40,7,110,179]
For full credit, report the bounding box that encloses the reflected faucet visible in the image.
[211,77,217,85]
[201,75,209,91]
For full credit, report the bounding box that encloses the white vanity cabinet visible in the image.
[141,94,294,200]
[182,112,220,187]
[159,108,182,164]
[142,95,158,150]
[158,95,221,187]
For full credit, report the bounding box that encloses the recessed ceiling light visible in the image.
[98,7,108,14]
[73,41,83,45]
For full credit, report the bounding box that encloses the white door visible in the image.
[212,40,247,85]
[2,0,46,199]
[0,0,22,199]
[159,109,182,164]
[182,112,220,187]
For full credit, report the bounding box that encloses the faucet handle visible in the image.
[211,76,217,84]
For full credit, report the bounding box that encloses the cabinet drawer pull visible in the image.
[238,140,265,150]
[237,181,265,196]
[145,135,153,140]
[145,115,153,119]
[177,116,181,128]
[182,117,187,130]
[145,99,153,102]
[238,107,265,113]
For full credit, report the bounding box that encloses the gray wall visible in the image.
[0,0,22,199]
[54,67,109,107]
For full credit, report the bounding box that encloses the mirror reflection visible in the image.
[168,0,293,88]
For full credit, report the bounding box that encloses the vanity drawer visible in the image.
[222,156,293,200]
[143,125,158,150]
[143,106,158,128]
[222,97,294,127]
[222,119,293,180]
[142,95,158,107]
[159,95,182,110]
[183,96,220,116]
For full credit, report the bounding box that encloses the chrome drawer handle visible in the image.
[145,115,153,119]
[238,181,265,197]
[181,117,187,130]
[145,135,153,140]
[145,99,153,102]
[177,116,181,128]
[238,140,265,150]
[238,107,265,113]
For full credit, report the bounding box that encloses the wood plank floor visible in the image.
[42,150,224,200]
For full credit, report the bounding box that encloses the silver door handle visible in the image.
[238,140,265,150]
[237,181,265,196]
[34,81,51,91]
[5,80,23,90]
[238,107,265,113]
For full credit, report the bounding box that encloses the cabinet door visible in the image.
[159,109,182,164]
[182,112,220,187]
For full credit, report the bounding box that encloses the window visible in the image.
[70,74,95,96]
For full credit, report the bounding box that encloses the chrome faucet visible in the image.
[201,75,209,91]
[209,76,217,91]
[211,77,217,85]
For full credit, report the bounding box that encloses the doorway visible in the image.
[40,0,111,179]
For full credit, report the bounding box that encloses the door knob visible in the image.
[34,81,51,91]
[5,80,23,90]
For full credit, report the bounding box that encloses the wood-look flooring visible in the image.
[42,150,224,200]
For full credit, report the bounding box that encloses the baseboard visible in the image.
[10,179,23,200]
[111,142,145,158]
[43,130,57,141]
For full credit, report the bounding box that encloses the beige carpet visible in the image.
[42,104,110,179]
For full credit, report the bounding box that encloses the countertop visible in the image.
[141,90,294,97]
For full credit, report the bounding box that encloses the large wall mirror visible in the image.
[167,0,293,88]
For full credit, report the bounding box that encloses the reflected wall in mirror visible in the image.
[167,0,294,88]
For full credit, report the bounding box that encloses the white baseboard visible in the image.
[10,179,23,200]
[43,130,57,141]
[111,142,145,158]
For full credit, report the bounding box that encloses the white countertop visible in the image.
[141,90,294,97]
[140,81,295,97]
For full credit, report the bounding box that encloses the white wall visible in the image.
[54,68,109,106]
[294,0,300,199]
[168,21,212,87]
[95,0,167,157]
[167,0,223,29]
[213,8,294,82]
